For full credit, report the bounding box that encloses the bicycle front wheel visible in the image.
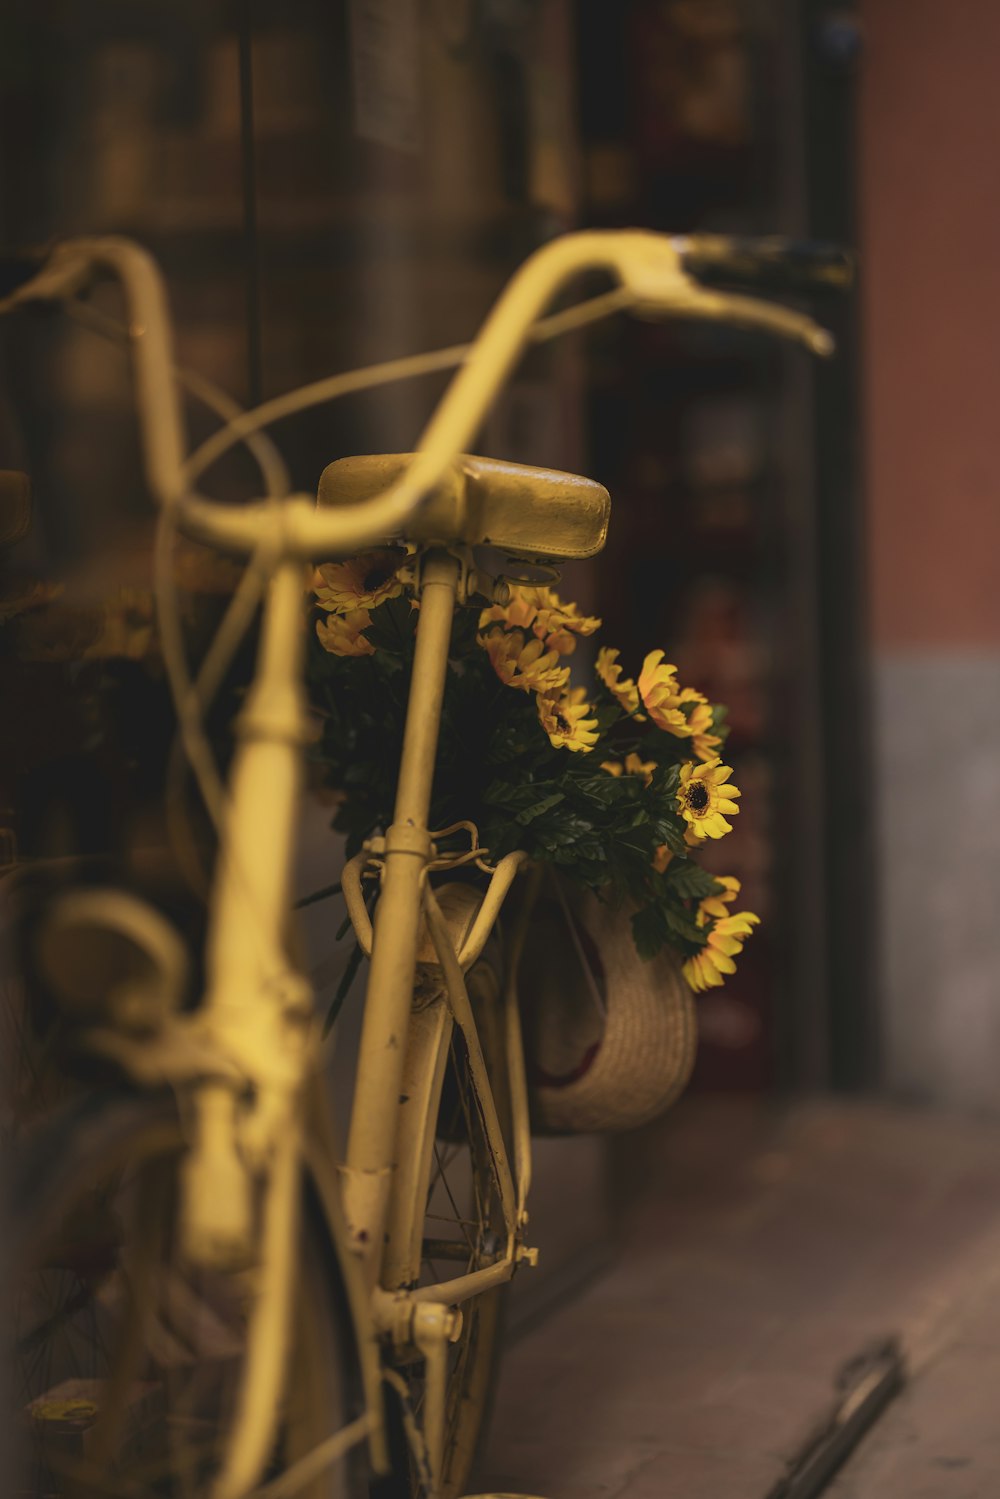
[7,1090,364,1499]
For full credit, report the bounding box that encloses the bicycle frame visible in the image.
[337,547,531,1288]
[0,231,832,1499]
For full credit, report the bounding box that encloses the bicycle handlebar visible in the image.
[0,230,838,560]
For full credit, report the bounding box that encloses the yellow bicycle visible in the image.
[3,229,837,1499]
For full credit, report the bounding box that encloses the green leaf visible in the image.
[650,818,688,856]
[515,790,566,826]
[565,773,624,809]
[667,863,724,901]
[662,902,707,946]
[631,905,666,961]
[613,824,656,861]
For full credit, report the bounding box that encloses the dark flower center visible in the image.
[686,781,710,812]
[555,713,571,734]
[363,563,394,592]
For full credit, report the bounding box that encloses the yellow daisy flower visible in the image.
[601,752,656,787]
[537,686,600,753]
[676,759,741,841]
[638,652,723,758]
[479,585,600,657]
[674,687,723,762]
[638,649,689,734]
[314,548,404,615]
[596,647,645,717]
[316,608,375,657]
[478,625,570,694]
[683,883,760,992]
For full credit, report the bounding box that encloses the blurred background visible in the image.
[4,2,1000,1494]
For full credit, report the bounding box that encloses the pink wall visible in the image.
[861,0,1000,648]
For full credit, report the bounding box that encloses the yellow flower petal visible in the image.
[596,647,643,716]
[708,932,745,958]
[623,752,656,784]
[315,608,375,657]
[639,648,688,733]
[480,585,600,656]
[683,950,725,992]
[708,949,737,975]
[477,625,570,694]
[699,876,742,922]
[602,750,657,787]
[313,549,404,614]
[537,686,600,752]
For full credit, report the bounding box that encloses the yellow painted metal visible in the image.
[318,452,610,561]
[342,848,527,975]
[0,232,827,561]
[210,1128,301,1499]
[456,851,528,969]
[379,871,528,1308]
[302,1074,389,1475]
[372,922,513,1499]
[341,850,374,954]
[502,863,544,1220]
[0,229,835,1497]
[343,550,460,1271]
[411,1302,461,1493]
[383,997,455,1291]
[409,1259,514,1307]
[423,884,517,1237]
[182,556,313,1270]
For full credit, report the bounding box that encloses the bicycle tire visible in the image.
[7,1088,364,1499]
[378,945,510,1499]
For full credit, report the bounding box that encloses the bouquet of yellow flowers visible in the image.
[307,549,759,994]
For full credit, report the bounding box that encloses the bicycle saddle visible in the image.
[317,452,610,561]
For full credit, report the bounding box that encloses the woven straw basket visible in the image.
[518,884,697,1135]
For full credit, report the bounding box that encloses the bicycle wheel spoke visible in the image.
[424,1213,479,1230]
[431,1143,474,1251]
[452,1045,490,1236]
[426,1140,460,1205]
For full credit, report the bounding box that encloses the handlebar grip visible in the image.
[678,235,854,294]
